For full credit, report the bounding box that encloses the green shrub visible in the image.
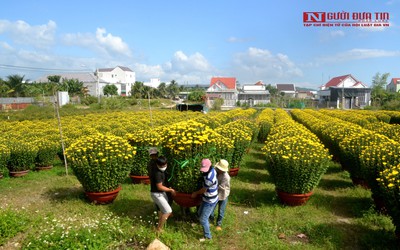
[81,96,98,105]
[212,98,224,110]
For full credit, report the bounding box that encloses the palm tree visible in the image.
[6,74,26,97]
[166,80,179,99]
[0,78,12,97]
[132,81,145,98]
[157,82,168,98]
[371,72,390,107]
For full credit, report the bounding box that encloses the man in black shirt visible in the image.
[150,156,176,232]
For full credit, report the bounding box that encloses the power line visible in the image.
[0,64,92,73]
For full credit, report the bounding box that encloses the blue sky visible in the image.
[0,0,399,89]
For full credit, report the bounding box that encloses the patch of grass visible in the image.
[0,142,398,249]
[0,209,31,245]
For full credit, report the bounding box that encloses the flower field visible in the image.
[1,108,400,248]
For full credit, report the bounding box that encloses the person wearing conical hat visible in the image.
[210,159,231,231]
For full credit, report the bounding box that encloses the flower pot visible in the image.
[85,186,122,204]
[35,165,53,171]
[172,192,202,208]
[276,189,313,206]
[129,175,150,185]
[9,170,30,177]
[229,167,240,177]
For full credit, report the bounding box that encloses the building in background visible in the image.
[97,66,135,96]
[276,83,296,97]
[36,66,135,97]
[238,80,270,106]
[206,77,237,109]
[387,78,400,93]
[317,74,371,109]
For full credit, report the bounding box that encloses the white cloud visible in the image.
[0,41,13,51]
[0,20,56,49]
[168,51,212,72]
[95,28,131,56]
[231,47,303,84]
[131,51,216,84]
[321,48,400,62]
[62,28,132,58]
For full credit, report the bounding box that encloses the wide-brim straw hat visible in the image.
[215,159,229,172]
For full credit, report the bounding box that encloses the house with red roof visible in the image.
[317,74,371,109]
[387,78,400,93]
[206,77,238,109]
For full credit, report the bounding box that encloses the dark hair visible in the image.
[156,156,167,166]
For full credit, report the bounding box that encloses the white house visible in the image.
[36,66,135,97]
[238,81,270,106]
[97,66,135,96]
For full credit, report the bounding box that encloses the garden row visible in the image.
[0,109,259,195]
[290,109,400,237]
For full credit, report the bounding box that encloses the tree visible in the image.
[265,84,278,96]
[188,88,205,102]
[166,80,179,99]
[0,78,12,97]
[157,82,168,98]
[59,78,84,96]
[6,74,26,97]
[47,75,61,83]
[103,84,118,96]
[131,81,145,98]
[371,72,390,107]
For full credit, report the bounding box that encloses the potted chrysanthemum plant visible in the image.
[65,133,136,204]
[126,128,161,184]
[7,140,38,177]
[159,120,230,207]
[262,111,331,206]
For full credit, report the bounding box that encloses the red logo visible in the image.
[303,12,326,23]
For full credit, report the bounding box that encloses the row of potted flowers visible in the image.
[62,110,258,204]
[290,109,400,236]
[0,110,207,177]
[318,109,400,143]
[262,109,332,206]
